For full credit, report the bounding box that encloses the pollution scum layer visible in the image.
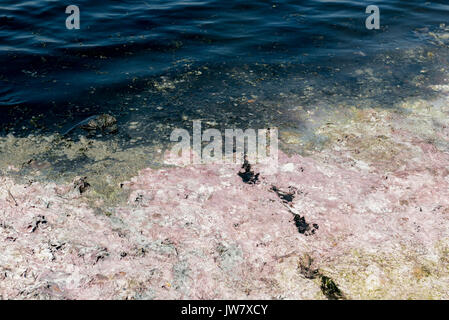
[2,93,449,299]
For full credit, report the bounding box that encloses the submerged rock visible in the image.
[62,114,118,136]
[80,114,118,134]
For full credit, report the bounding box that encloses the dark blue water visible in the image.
[1,0,449,140]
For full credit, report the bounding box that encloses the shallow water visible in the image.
[1,0,449,166]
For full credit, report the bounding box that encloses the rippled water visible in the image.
[1,0,449,144]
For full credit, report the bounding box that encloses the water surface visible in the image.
[1,0,449,153]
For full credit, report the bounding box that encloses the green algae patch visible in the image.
[0,133,165,207]
[320,245,449,300]
[319,275,345,300]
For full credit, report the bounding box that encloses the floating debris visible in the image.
[320,275,345,300]
[293,214,319,236]
[271,185,318,235]
[6,189,18,207]
[271,185,296,203]
[238,157,260,184]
